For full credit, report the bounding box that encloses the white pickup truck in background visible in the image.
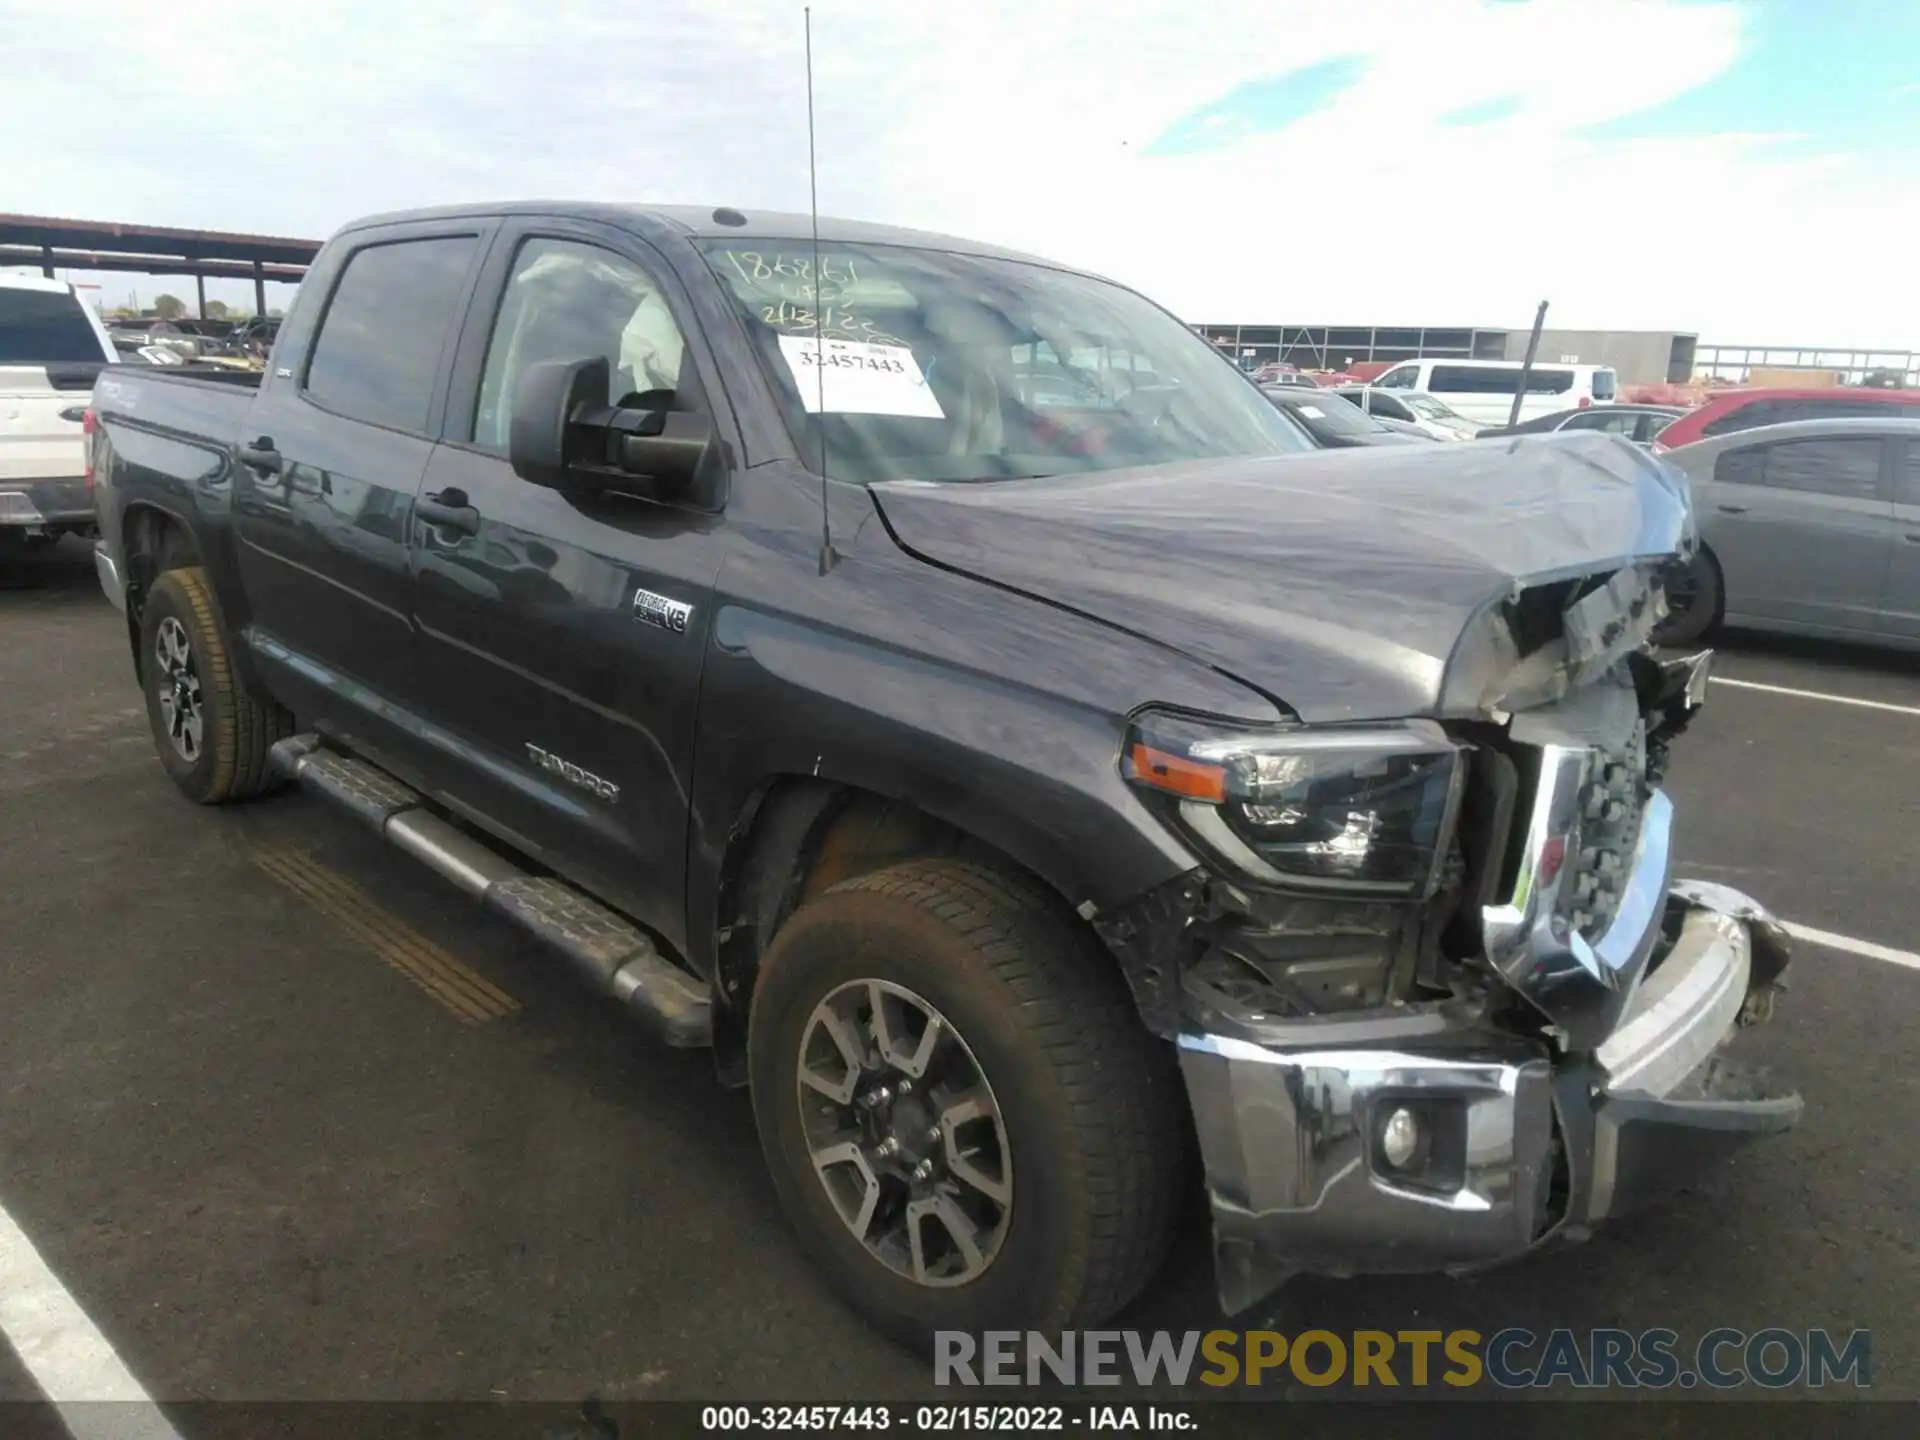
[1,273,118,559]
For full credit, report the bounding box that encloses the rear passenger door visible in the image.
[235,222,490,753]
[1698,436,1893,632]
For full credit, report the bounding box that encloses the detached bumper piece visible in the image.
[267,734,710,1047]
[1178,881,1797,1315]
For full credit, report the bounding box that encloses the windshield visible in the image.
[697,240,1311,482]
[1403,394,1464,422]
[1269,389,1380,438]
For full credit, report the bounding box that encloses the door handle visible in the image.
[416,488,480,536]
[1715,503,1748,514]
[237,437,282,475]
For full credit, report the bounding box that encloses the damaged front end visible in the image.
[1101,566,1800,1316]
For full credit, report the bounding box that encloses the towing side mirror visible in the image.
[508,356,713,496]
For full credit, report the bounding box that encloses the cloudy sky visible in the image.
[5,0,1917,343]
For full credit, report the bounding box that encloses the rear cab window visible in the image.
[0,283,113,366]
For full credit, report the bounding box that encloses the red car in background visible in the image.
[1654,385,1920,451]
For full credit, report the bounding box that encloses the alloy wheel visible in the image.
[154,616,204,762]
[795,979,1013,1287]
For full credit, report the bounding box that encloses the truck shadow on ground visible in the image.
[0,533,105,598]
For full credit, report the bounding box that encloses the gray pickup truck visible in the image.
[89,201,1799,1343]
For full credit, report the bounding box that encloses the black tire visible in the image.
[748,858,1187,1346]
[138,565,295,803]
[1655,547,1721,647]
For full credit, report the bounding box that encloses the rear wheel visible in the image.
[748,858,1187,1345]
[138,566,294,803]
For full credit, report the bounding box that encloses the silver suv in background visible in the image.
[1,274,117,557]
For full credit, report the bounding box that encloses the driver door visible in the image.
[407,220,733,945]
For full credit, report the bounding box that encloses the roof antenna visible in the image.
[806,6,838,576]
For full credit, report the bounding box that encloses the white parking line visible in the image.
[1713,676,1920,717]
[0,1201,181,1440]
[1783,921,1920,974]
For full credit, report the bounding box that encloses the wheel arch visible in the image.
[704,771,1188,1087]
[121,502,202,681]
[1697,540,1727,625]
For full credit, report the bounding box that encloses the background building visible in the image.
[1692,342,1920,389]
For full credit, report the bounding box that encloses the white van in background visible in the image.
[1,274,118,556]
[1367,357,1618,427]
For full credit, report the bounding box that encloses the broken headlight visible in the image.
[1122,713,1464,896]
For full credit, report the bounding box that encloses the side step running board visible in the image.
[268,734,710,1048]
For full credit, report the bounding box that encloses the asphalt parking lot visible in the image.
[2,535,1916,1422]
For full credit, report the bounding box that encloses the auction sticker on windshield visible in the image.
[777,334,945,418]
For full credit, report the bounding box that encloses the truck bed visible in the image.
[94,364,259,442]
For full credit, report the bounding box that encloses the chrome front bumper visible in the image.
[1178,880,1798,1315]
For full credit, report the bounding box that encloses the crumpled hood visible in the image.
[870,433,1691,722]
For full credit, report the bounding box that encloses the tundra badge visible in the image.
[525,744,620,803]
[633,588,693,633]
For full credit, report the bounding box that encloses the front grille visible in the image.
[1560,725,1650,940]
[1458,722,1653,955]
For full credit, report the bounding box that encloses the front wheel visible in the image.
[748,859,1188,1346]
[1655,547,1721,647]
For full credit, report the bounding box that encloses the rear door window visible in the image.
[1704,396,1894,436]
[304,235,479,434]
[1714,447,1767,485]
[0,286,108,364]
[1738,437,1885,499]
[1800,398,1901,423]
[1898,442,1920,506]
[1703,399,1788,436]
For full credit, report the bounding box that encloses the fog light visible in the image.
[1380,1106,1421,1170]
